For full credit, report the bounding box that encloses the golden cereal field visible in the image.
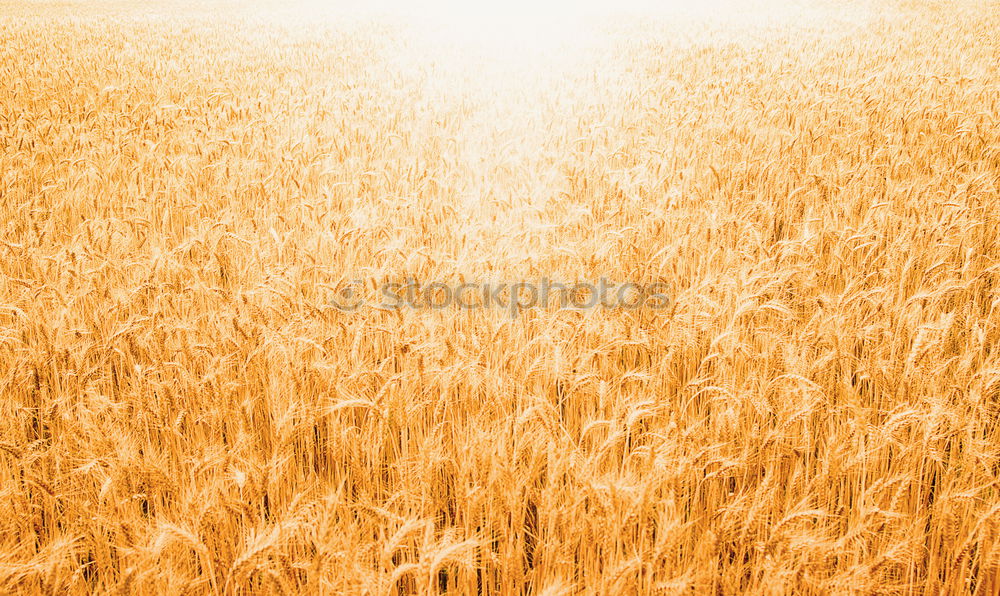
[2,0,1000,593]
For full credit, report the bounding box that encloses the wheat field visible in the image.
[2,0,1000,593]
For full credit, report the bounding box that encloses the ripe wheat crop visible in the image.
[1,0,999,593]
